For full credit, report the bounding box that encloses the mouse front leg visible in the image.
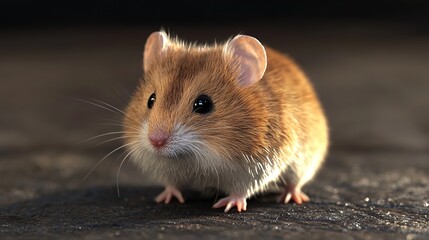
[154,185,185,204]
[212,194,247,213]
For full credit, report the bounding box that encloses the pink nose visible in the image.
[148,131,169,148]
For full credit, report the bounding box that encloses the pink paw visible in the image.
[277,185,310,204]
[154,185,185,204]
[213,195,247,213]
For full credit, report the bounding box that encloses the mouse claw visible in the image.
[213,195,247,213]
[154,185,185,204]
[277,185,310,205]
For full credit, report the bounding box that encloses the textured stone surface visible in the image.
[0,22,428,239]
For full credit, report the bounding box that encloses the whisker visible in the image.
[79,131,136,144]
[69,97,121,115]
[97,135,136,146]
[96,122,142,132]
[116,145,141,197]
[81,141,137,182]
[92,98,127,116]
[98,80,141,120]
[102,81,131,106]
[98,118,124,124]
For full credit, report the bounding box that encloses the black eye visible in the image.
[147,93,156,109]
[193,95,213,114]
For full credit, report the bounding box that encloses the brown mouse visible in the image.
[123,31,329,212]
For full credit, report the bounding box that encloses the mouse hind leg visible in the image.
[277,150,325,204]
[276,182,310,204]
[154,185,185,204]
[276,170,312,204]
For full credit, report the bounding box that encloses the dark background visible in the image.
[1,1,429,28]
[0,1,428,239]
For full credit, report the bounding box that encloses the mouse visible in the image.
[123,30,329,212]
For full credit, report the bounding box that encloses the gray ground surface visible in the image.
[0,22,428,239]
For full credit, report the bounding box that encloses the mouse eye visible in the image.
[147,93,156,109]
[193,95,213,114]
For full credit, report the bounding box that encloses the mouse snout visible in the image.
[148,131,169,149]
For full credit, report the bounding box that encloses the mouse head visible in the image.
[124,31,269,168]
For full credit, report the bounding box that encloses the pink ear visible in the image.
[229,35,267,86]
[143,31,169,72]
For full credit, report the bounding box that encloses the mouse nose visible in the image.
[148,131,169,148]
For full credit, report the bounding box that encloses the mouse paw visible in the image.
[154,185,185,204]
[277,185,310,205]
[212,195,247,213]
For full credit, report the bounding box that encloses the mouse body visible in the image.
[123,31,329,212]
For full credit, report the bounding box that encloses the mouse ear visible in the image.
[143,31,169,72]
[228,35,267,86]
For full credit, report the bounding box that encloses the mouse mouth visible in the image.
[152,146,187,159]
